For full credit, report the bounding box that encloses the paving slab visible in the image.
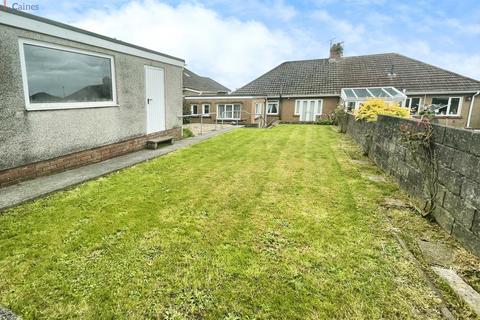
[350,159,371,165]
[382,197,411,210]
[0,126,239,212]
[432,266,480,316]
[418,240,455,267]
[367,175,387,183]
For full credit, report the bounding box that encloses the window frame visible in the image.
[202,104,211,117]
[267,101,279,115]
[431,96,462,117]
[217,104,241,120]
[295,99,324,115]
[191,104,199,115]
[405,97,422,113]
[254,102,263,118]
[19,38,118,111]
[346,101,357,112]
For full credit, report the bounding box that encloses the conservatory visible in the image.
[341,87,407,112]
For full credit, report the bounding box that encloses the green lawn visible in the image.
[0,125,445,319]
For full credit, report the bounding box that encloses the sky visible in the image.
[11,0,480,90]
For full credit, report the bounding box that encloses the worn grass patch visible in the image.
[0,125,447,319]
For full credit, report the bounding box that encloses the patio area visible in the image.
[183,123,236,136]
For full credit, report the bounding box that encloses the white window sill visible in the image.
[26,103,120,111]
[435,115,462,119]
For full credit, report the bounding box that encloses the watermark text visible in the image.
[4,1,40,11]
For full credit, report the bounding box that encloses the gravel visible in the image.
[0,307,20,320]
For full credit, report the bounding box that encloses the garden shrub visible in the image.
[334,107,348,132]
[183,128,195,138]
[355,98,410,122]
[315,113,336,125]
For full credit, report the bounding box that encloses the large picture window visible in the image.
[217,104,241,120]
[19,39,117,110]
[431,97,462,116]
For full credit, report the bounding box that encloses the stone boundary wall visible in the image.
[342,114,480,256]
[0,127,181,188]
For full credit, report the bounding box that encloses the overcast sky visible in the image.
[22,0,480,90]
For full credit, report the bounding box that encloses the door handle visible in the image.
[147,98,153,104]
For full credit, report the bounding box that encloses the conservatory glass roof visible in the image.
[340,87,406,102]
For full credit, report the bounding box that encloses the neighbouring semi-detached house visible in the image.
[185,44,480,128]
[182,68,230,122]
[0,7,185,187]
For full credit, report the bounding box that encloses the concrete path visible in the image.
[0,126,239,212]
[432,266,480,316]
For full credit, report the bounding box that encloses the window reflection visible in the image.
[24,44,114,104]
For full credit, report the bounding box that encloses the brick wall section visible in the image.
[0,127,181,188]
[342,114,480,256]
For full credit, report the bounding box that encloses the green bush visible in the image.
[182,128,194,138]
[315,113,336,125]
[334,107,348,133]
[355,98,410,122]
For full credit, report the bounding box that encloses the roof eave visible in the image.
[0,6,185,67]
[405,90,480,95]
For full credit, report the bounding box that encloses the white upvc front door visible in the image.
[145,66,166,134]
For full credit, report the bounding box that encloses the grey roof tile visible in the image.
[183,68,230,94]
[232,53,480,96]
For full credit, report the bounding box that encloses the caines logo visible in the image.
[4,0,40,11]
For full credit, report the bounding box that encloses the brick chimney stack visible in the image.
[329,42,344,60]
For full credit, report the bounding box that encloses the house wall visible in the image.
[468,96,480,129]
[408,94,480,129]
[0,127,181,188]
[280,97,340,122]
[184,94,480,128]
[184,97,341,125]
[0,24,183,175]
[183,98,254,124]
[342,114,480,256]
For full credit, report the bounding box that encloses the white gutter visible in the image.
[271,94,339,98]
[185,96,257,100]
[406,90,480,95]
[183,88,229,95]
[466,91,480,128]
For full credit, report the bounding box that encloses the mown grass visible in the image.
[0,125,446,319]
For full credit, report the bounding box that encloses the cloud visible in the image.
[310,10,365,44]
[205,0,298,22]
[429,53,480,80]
[445,18,480,35]
[61,0,480,89]
[72,0,302,90]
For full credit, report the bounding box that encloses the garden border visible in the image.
[341,114,480,256]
